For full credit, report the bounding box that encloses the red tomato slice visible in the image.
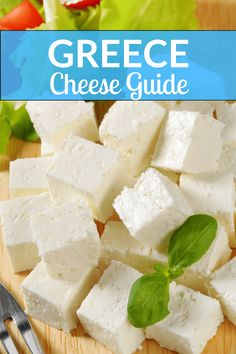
[63,0,100,10]
[0,0,44,30]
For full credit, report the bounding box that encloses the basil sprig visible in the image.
[127,214,217,328]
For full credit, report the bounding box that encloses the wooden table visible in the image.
[1,1,236,353]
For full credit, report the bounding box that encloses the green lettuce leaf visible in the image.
[40,0,76,29]
[1,0,199,30]
[0,102,39,155]
[0,101,15,117]
[99,0,198,30]
[9,104,39,142]
[0,102,13,154]
[64,0,198,30]
[72,5,101,30]
[0,0,20,18]
[0,118,11,154]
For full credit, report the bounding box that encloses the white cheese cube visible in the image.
[100,221,167,274]
[40,140,55,156]
[218,144,236,181]
[216,102,236,147]
[9,157,52,198]
[178,224,231,293]
[99,101,165,176]
[47,135,133,223]
[176,101,214,115]
[26,101,98,148]
[113,168,192,251]
[180,172,236,247]
[152,111,224,174]
[31,200,101,280]
[146,282,223,354]
[209,257,236,325]
[0,193,51,272]
[21,262,99,332]
[77,261,144,354]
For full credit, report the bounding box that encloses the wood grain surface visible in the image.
[1,1,236,353]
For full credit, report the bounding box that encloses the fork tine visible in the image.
[0,283,44,354]
[20,326,44,354]
[12,314,43,354]
[0,321,18,354]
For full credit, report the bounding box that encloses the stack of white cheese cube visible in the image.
[0,99,236,354]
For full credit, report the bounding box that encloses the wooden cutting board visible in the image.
[1,1,236,352]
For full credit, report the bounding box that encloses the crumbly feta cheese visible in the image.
[216,102,236,147]
[26,101,98,148]
[146,282,223,354]
[100,221,167,273]
[176,101,214,115]
[178,224,231,293]
[77,261,145,354]
[31,200,101,280]
[40,140,55,156]
[9,157,52,198]
[21,262,99,332]
[180,172,236,247]
[99,101,165,176]
[152,111,224,174]
[208,257,236,326]
[218,144,236,180]
[47,135,133,223]
[0,193,51,272]
[113,168,192,251]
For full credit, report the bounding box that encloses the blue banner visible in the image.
[1,30,236,100]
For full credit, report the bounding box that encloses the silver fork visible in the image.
[0,282,44,354]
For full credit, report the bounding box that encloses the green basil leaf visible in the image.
[168,214,217,269]
[0,118,11,154]
[128,265,170,328]
[153,263,167,273]
[9,105,39,142]
[168,266,184,280]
